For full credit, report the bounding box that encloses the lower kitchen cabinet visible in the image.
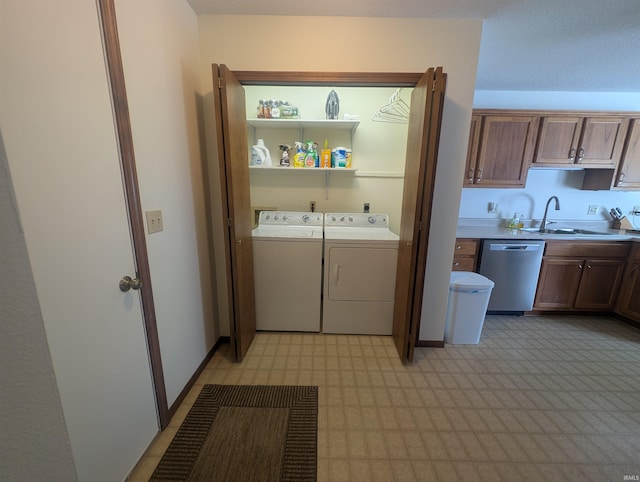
[452,238,478,271]
[615,243,640,321]
[534,241,630,311]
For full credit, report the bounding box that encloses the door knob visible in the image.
[119,275,142,292]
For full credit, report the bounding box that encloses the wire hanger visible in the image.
[372,88,410,124]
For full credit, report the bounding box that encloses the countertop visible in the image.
[456,219,640,242]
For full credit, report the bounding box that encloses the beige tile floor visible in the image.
[129,315,640,481]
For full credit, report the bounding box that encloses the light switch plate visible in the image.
[587,205,598,215]
[146,209,163,234]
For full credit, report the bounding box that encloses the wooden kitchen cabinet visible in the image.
[533,114,629,168]
[615,243,640,321]
[465,111,538,188]
[612,117,640,189]
[534,241,630,311]
[582,117,640,190]
[463,115,481,187]
[452,238,479,271]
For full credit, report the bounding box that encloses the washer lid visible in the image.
[450,272,495,291]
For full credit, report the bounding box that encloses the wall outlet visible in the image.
[363,202,370,213]
[145,209,163,234]
[487,202,498,213]
[587,205,598,215]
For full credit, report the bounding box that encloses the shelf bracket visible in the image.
[325,171,330,200]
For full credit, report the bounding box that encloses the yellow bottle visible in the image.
[292,141,305,168]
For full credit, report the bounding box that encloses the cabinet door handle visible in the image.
[578,147,584,162]
[468,169,474,182]
[477,169,483,181]
[453,262,460,266]
[569,147,576,162]
[578,264,583,270]
[586,264,592,270]
[619,172,626,182]
[456,245,462,250]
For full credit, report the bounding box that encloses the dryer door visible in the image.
[328,247,398,301]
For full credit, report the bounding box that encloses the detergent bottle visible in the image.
[250,139,272,167]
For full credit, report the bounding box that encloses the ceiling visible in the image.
[186,0,640,93]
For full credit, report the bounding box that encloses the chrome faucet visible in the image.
[539,196,560,232]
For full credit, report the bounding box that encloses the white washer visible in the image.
[323,213,399,335]
[252,211,323,332]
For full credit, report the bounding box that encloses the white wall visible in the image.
[197,15,482,341]
[1,1,160,479]
[245,85,409,233]
[1,0,215,478]
[460,91,640,228]
[115,0,217,407]
[0,133,78,481]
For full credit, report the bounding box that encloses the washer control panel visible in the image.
[259,211,323,227]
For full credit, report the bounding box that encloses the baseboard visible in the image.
[416,340,445,348]
[611,313,640,330]
[167,336,230,421]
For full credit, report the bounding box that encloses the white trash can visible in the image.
[444,272,495,344]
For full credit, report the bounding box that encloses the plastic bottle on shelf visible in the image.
[292,142,305,168]
[304,141,316,168]
[250,139,272,167]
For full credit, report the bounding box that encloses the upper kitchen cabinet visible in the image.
[612,117,640,189]
[465,111,538,188]
[463,115,481,187]
[582,117,640,190]
[533,114,629,168]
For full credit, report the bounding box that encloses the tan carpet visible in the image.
[150,385,318,481]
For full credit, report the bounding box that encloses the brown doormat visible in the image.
[150,385,318,482]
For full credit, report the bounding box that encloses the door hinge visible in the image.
[418,221,425,231]
[218,77,223,89]
[432,80,438,92]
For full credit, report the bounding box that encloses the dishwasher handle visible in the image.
[488,243,542,251]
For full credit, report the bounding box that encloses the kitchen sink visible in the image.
[518,227,613,236]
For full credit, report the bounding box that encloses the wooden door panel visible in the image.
[475,115,537,187]
[574,259,625,310]
[578,117,627,166]
[463,115,481,186]
[393,67,446,362]
[626,263,640,316]
[615,118,640,189]
[534,116,582,165]
[534,258,582,309]
[213,64,256,361]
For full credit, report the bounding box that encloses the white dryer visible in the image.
[323,213,399,335]
[252,211,323,332]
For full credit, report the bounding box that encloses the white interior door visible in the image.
[0,1,158,480]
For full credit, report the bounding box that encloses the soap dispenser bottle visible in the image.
[508,213,519,229]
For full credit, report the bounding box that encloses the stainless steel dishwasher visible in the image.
[478,239,545,313]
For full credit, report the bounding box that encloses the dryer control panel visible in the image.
[325,213,389,228]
